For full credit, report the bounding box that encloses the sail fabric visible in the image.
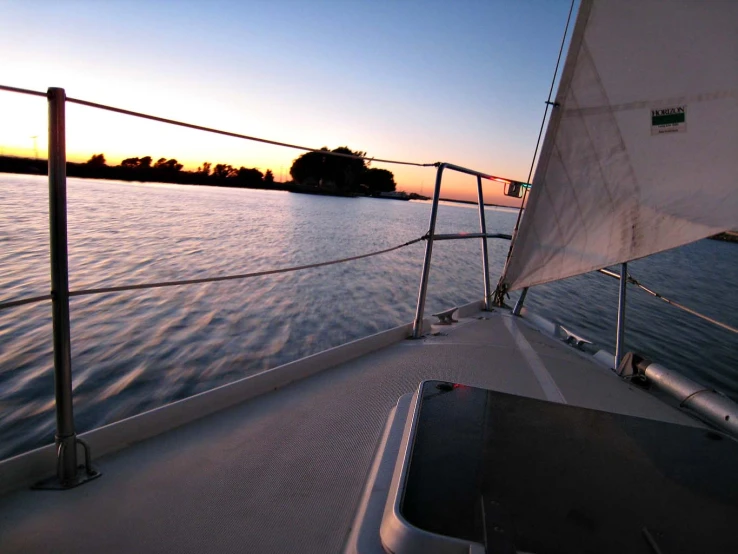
[500,0,738,292]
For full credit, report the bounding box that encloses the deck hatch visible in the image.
[400,380,738,553]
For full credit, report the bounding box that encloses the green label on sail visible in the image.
[651,106,686,135]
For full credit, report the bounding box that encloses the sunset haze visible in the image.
[1,0,574,204]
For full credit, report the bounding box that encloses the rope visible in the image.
[0,236,425,310]
[0,294,52,310]
[0,84,48,98]
[597,268,738,335]
[69,235,425,296]
[0,84,436,168]
[65,96,438,167]
[0,84,435,167]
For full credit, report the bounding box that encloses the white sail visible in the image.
[500,0,738,292]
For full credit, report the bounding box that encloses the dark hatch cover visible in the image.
[401,381,738,554]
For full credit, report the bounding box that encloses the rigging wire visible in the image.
[494,0,576,305]
[0,84,47,98]
[0,294,52,310]
[0,85,735,335]
[0,84,437,168]
[598,268,738,335]
[510,0,576,235]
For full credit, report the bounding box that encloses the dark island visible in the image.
[287,146,399,197]
[0,145,409,199]
[0,153,282,190]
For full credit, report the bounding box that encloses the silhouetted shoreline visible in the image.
[0,155,287,191]
[0,155,509,206]
[0,154,376,198]
[0,154,421,200]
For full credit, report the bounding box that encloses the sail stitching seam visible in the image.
[561,90,738,118]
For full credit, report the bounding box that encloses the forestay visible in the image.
[499,0,738,292]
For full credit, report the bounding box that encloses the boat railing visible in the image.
[411,162,516,338]
[0,85,522,488]
[3,84,735,491]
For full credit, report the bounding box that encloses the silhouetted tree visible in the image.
[212,164,237,180]
[290,148,327,186]
[197,162,212,176]
[236,167,263,187]
[362,168,396,193]
[6,151,293,192]
[86,153,106,167]
[328,147,366,191]
[289,146,367,192]
[154,158,183,172]
[120,156,155,171]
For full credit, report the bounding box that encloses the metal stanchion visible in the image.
[476,176,492,310]
[34,87,99,489]
[412,164,446,338]
[615,262,627,369]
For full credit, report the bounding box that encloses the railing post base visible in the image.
[32,438,101,490]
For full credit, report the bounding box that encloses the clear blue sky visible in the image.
[0,0,575,203]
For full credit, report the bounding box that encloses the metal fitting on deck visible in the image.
[618,352,738,438]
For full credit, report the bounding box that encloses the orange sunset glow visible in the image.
[0,2,574,205]
[3,3,738,549]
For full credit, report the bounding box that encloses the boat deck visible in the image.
[0,309,698,553]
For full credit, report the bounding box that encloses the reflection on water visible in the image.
[1,174,737,460]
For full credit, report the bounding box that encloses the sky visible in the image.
[0,0,575,204]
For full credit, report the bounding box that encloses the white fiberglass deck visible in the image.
[0,310,697,553]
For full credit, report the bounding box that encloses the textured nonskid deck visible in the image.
[0,311,697,553]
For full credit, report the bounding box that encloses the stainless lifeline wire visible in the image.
[0,83,435,310]
[598,268,738,335]
[1,83,735,335]
[0,84,437,168]
[0,236,426,310]
[0,294,53,310]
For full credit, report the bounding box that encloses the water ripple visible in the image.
[0,174,736,460]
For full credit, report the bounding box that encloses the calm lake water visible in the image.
[1,174,737,460]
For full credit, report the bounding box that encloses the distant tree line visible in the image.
[0,153,277,189]
[74,154,276,188]
[289,147,396,195]
[0,146,403,198]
